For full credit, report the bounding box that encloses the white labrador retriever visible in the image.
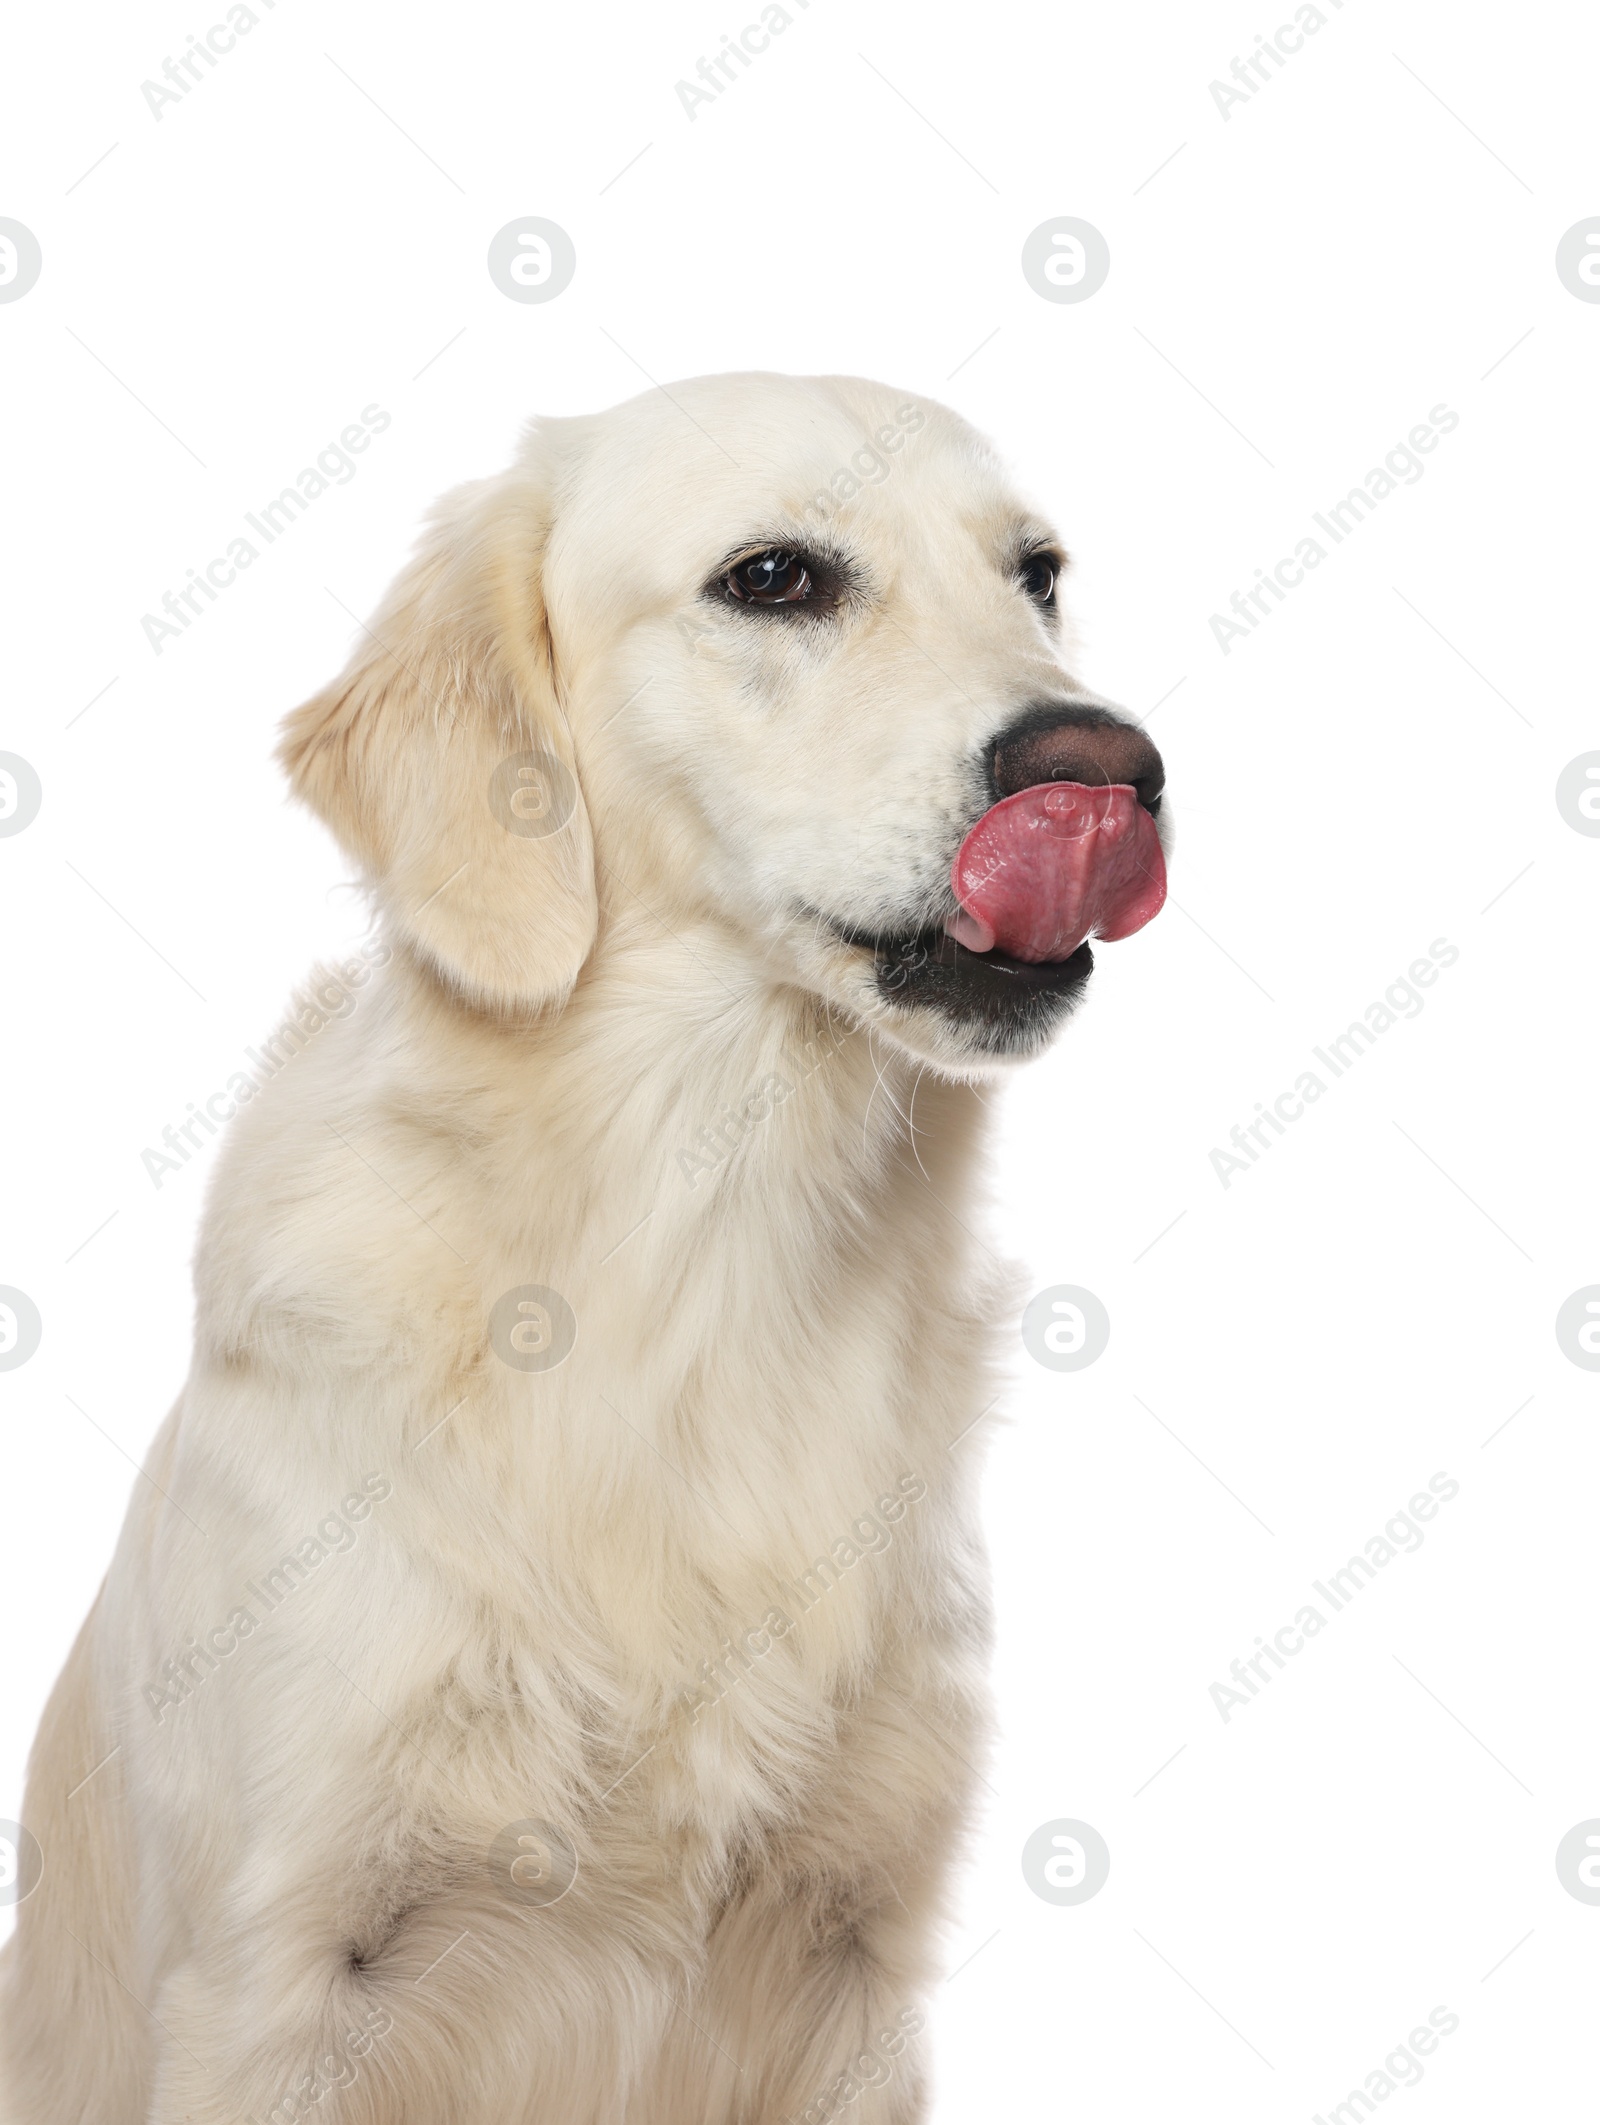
[0,373,1166,2124]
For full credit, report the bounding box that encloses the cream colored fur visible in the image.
[0,375,1139,2123]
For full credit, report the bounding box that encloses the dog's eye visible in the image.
[1019,552,1059,607]
[721,549,817,606]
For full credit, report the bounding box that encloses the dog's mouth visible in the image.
[829,780,1166,1047]
[850,920,1098,1010]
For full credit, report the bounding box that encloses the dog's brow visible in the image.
[716,523,854,570]
[1001,517,1061,568]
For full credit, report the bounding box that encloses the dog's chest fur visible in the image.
[172,968,1003,1857]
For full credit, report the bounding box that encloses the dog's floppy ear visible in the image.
[279,448,597,1014]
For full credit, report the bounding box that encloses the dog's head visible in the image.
[281,373,1165,1075]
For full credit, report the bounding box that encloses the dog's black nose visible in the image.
[992,703,1165,812]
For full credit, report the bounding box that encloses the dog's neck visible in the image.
[386,921,987,1213]
[192,926,1004,1639]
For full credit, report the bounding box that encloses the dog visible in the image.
[0,372,1166,2123]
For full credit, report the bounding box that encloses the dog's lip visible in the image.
[828,916,1094,984]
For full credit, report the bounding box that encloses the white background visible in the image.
[3,1,1597,2117]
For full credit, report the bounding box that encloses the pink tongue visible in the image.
[948,782,1166,963]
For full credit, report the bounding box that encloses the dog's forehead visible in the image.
[549,372,1026,576]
